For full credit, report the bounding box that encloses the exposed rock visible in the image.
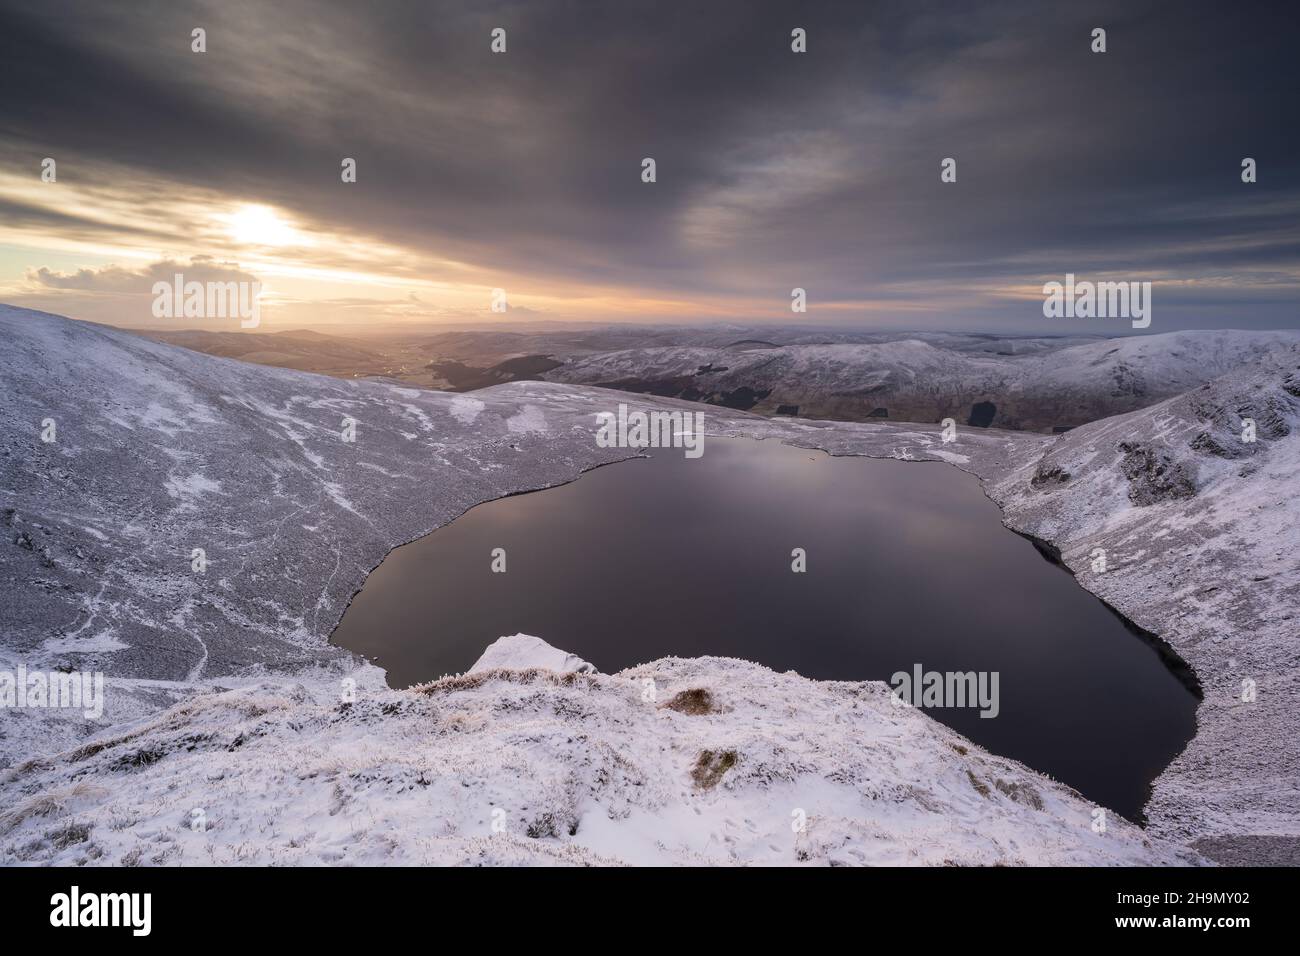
[1117,441,1197,505]
[1029,460,1071,489]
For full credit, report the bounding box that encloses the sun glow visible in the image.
[223,204,303,247]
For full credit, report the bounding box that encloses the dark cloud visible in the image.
[1,0,1297,329]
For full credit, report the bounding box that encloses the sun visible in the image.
[223,204,300,247]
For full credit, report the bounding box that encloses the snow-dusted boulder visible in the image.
[469,634,595,675]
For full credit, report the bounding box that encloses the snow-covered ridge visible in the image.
[1,305,1294,864]
[989,348,1300,853]
[542,330,1300,431]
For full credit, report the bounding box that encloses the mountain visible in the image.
[2,304,1295,864]
[542,330,1300,431]
[125,325,1297,436]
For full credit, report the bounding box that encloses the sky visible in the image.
[0,0,1297,334]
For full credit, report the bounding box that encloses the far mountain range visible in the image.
[134,325,1300,433]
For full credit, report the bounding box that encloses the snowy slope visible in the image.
[0,635,1200,866]
[990,347,1300,851]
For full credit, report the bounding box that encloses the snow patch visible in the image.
[42,629,129,654]
[164,472,222,500]
[506,404,548,435]
[450,395,485,425]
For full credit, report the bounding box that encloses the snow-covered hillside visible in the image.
[543,330,1300,431]
[1,305,1295,865]
[1,632,1200,865]
[991,348,1300,853]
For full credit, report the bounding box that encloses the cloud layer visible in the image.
[1,0,1297,330]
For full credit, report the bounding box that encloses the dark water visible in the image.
[331,436,1198,820]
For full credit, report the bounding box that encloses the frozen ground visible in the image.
[1,305,1295,865]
